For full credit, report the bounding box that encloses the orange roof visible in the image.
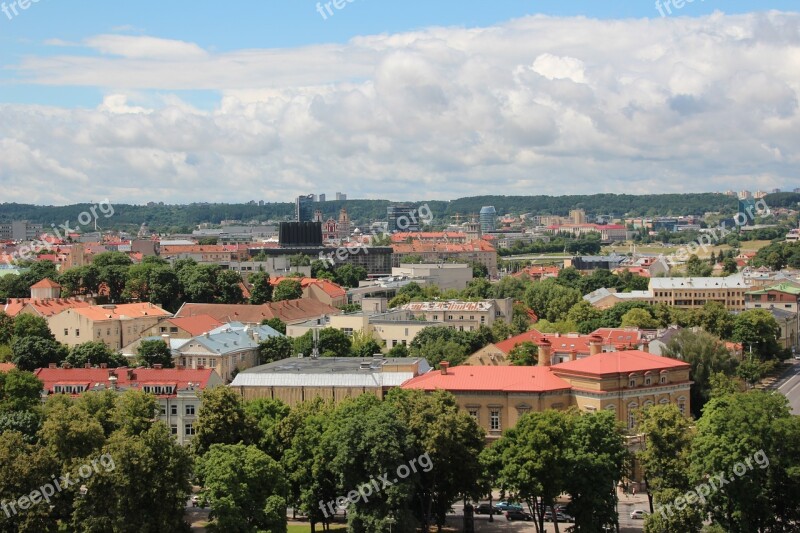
[69,303,171,322]
[494,328,641,355]
[31,278,62,289]
[401,365,572,393]
[33,367,217,398]
[551,350,689,376]
[3,298,92,317]
[390,232,468,243]
[269,277,346,298]
[0,363,16,373]
[164,315,224,336]
[175,299,341,324]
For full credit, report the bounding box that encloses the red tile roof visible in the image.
[390,232,468,243]
[494,328,641,355]
[31,278,62,289]
[33,367,218,398]
[401,365,572,393]
[175,299,341,324]
[269,277,346,298]
[3,298,92,317]
[164,315,224,336]
[551,350,688,376]
[0,363,16,373]
[392,239,496,254]
[69,303,171,322]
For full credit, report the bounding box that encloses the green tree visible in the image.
[524,278,582,323]
[261,318,286,335]
[136,339,174,368]
[333,264,367,289]
[66,341,127,368]
[0,431,60,532]
[697,301,735,339]
[243,398,290,456]
[11,337,67,372]
[722,257,738,275]
[620,308,659,329]
[462,278,492,299]
[273,279,303,302]
[71,424,193,533]
[350,330,383,358]
[216,269,245,304]
[12,314,54,341]
[731,309,782,360]
[111,389,159,437]
[663,330,738,416]
[193,386,257,457]
[685,254,713,277]
[40,398,105,466]
[0,369,43,413]
[92,251,133,302]
[470,261,489,279]
[197,443,288,533]
[0,312,14,345]
[293,328,352,358]
[122,261,181,310]
[508,341,538,366]
[258,336,294,364]
[248,271,273,305]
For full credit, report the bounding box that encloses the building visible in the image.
[337,207,351,240]
[174,299,342,326]
[745,283,800,313]
[566,255,627,272]
[390,263,473,291]
[33,365,223,445]
[48,303,172,350]
[335,192,347,201]
[466,327,645,366]
[3,279,94,317]
[392,239,498,277]
[319,194,326,202]
[479,206,497,233]
[296,194,315,222]
[650,274,749,311]
[387,205,421,233]
[231,356,430,406]
[0,221,44,241]
[400,298,513,329]
[246,244,393,276]
[159,244,250,263]
[171,323,283,381]
[30,278,61,299]
[138,314,225,340]
[401,350,691,439]
[570,209,587,225]
[550,224,628,243]
[268,277,347,307]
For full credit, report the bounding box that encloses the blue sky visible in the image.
[0,1,798,204]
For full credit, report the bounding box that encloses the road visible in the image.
[772,359,800,415]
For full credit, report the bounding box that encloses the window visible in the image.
[185,405,195,416]
[459,326,464,332]
[342,328,354,337]
[480,316,486,324]
[627,404,638,430]
[448,315,453,320]
[468,409,479,421]
[489,410,501,431]
[678,398,686,415]
[392,340,398,347]
[170,327,178,333]
[660,375,667,384]
[645,377,652,386]
[159,404,166,416]
[170,424,178,435]
[432,315,438,321]
[75,329,80,337]
[185,423,195,436]
[170,405,178,416]
[629,379,636,388]
[107,328,111,335]
[63,328,68,336]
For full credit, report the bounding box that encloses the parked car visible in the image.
[630,509,649,519]
[475,503,502,515]
[496,501,524,512]
[544,511,574,522]
[505,510,533,521]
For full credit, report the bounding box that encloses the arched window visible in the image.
[677,396,687,415]
[627,402,638,430]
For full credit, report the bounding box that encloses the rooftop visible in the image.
[551,350,689,376]
[401,365,572,393]
[649,274,747,290]
[33,366,220,397]
[241,356,429,375]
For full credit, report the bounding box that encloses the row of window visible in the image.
[630,375,668,388]
[171,423,195,437]
[625,398,686,429]
[158,404,196,416]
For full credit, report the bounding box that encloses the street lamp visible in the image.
[385,516,396,533]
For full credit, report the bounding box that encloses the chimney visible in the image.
[537,339,552,367]
[153,364,163,370]
[100,363,108,369]
[641,342,650,353]
[84,363,91,369]
[48,363,57,369]
[615,343,627,352]
[589,334,603,356]
[570,349,578,362]
[62,362,72,369]
[161,334,170,347]
[440,361,450,375]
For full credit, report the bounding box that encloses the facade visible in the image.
[33,366,223,445]
[479,206,497,233]
[392,239,497,277]
[390,263,473,291]
[231,356,430,406]
[401,351,691,439]
[387,205,421,233]
[48,303,172,350]
[745,283,800,313]
[247,245,393,276]
[171,323,283,381]
[296,194,315,222]
[138,314,224,340]
[650,274,749,311]
[400,298,513,329]
[287,309,432,349]
[549,224,628,242]
[0,221,44,241]
[159,244,250,263]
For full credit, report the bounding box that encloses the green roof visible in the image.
[746,282,800,296]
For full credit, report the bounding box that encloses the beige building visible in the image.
[391,263,474,291]
[402,350,691,440]
[48,303,172,350]
[400,299,513,330]
[230,356,431,406]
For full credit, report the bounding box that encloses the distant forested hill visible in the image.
[0,192,764,232]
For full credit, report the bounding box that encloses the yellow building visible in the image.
[48,303,172,350]
[649,274,749,311]
[401,350,691,439]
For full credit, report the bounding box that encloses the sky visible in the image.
[0,0,799,205]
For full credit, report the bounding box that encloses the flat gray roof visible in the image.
[241,357,430,375]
